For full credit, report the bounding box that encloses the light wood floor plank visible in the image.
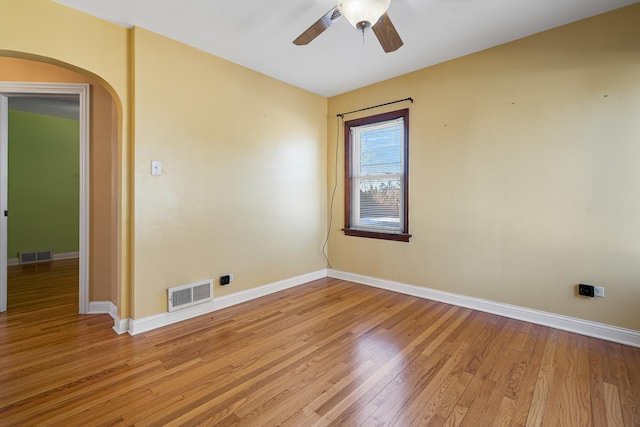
[510,325,549,426]
[621,345,640,425]
[608,342,639,427]
[1,260,639,426]
[604,382,625,427]
[589,337,610,427]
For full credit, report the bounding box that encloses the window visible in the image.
[344,109,410,242]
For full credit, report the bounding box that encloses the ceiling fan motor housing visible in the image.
[338,0,390,29]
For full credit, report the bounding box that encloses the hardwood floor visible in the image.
[1,260,639,426]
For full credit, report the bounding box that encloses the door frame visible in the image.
[0,82,90,314]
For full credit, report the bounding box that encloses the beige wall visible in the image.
[328,4,640,330]
[1,0,130,314]
[131,28,327,318]
[1,1,327,321]
[0,0,128,99]
[0,57,117,302]
[3,0,638,332]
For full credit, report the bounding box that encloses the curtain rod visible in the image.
[336,97,414,118]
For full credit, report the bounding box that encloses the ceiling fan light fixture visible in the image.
[338,0,390,30]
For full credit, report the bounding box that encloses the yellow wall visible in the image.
[1,1,327,321]
[0,0,128,99]
[0,57,117,302]
[3,0,639,332]
[131,28,327,318]
[328,4,640,331]
[0,0,130,315]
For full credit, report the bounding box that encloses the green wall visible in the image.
[7,110,79,259]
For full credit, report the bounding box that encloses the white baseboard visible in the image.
[53,251,79,261]
[328,270,640,348]
[7,251,79,266]
[89,301,129,334]
[112,316,130,335]
[88,301,112,314]
[128,269,328,336]
[107,267,640,348]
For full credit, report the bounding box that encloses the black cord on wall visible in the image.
[322,115,342,269]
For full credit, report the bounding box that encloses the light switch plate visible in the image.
[151,160,162,176]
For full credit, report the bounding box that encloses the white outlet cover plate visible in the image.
[594,286,605,297]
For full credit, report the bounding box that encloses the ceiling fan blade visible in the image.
[293,6,342,45]
[372,13,403,53]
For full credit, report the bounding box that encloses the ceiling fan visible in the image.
[293,0,403,53]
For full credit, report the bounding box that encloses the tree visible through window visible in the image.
[344,109,410,242]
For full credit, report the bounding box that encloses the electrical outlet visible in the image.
[578,284,594,297]
[220,275,231,286]
[594,286,605,298]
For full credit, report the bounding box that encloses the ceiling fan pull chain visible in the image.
[362,27,365,45]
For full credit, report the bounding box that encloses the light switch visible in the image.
[151,160,162,176]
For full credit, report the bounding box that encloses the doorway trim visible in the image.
[0,82,90,314]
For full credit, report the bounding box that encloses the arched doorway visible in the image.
[0,56,119,317]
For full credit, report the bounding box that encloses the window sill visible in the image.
[343,229,412,242]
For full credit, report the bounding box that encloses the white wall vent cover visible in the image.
[168,279,213,312]
[19,250,53,265]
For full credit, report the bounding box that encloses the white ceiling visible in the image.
[53,0,637,97]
